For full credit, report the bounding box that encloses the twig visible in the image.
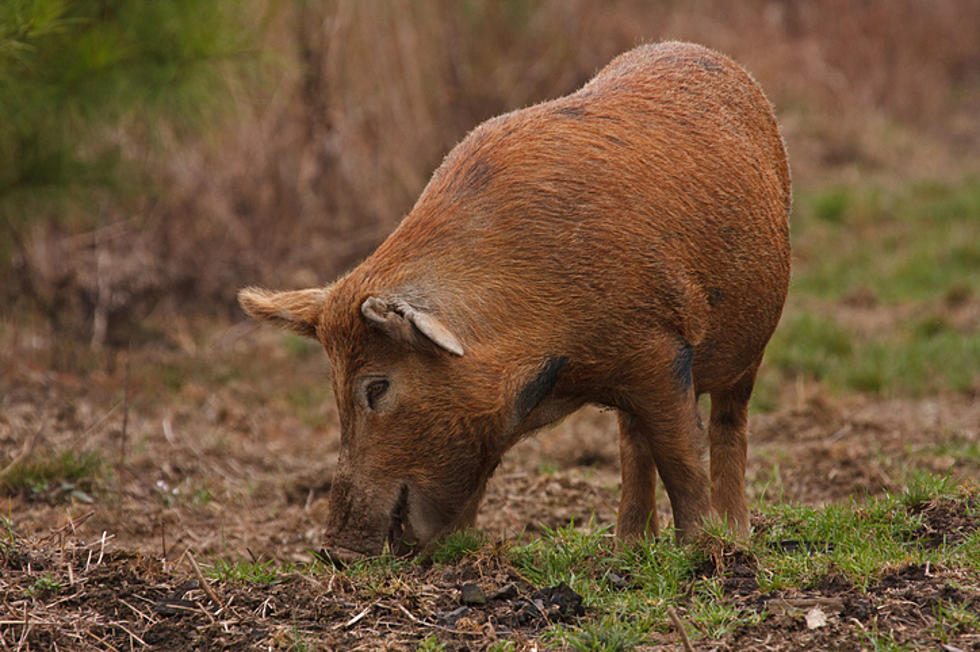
[15,603,29,652]
[668,606,695,652]
[85,628,120,652]
[186,552,223,609]
[118,598,157,625]
[334,602,375,630]
[194,601,217,625]
[119,346,131,466]
[379,602,484,637]
[0,620,61,627]
[162,417,177,447]
[40,510,95,544]
[110,622,148,648]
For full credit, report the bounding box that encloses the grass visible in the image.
[0,515,15,557]
[204,558,325,585]
[429,529,486,564]
[416,636,447,651]
[748,178,980,409]
[208,559,283,584]
[792,178,980,302]
[25,573,63,597]
[0,451,103,499]
[762,312,979,398]
[498,474,976,648]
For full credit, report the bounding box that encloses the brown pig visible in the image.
[239,42,791,560]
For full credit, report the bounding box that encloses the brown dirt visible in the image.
[724,562,980,651]
[1,324,978,649]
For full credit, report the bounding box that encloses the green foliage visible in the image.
[766,313,852,379]
[0,450,102,497]
[859,628,911,652]
[429,529,486,564]
[26,572,63,596]
[810,187,851,223]
[505,475,977,648]
[755,498,921,591]
[900,472,957,508]
[0,515,15,556]
[509,521,613,596]
[416,636,447,652]
[554,614,647,651]
[688,577,764,638]
[933,600,980,642]
[792,179,980,301]
[207,558,283,585]
[764,311,979,397]
[0,0,259,223]
[486,642,516,652]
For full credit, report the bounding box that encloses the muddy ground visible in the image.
[1,324,978,650]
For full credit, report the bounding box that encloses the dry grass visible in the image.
[5,0,979,342]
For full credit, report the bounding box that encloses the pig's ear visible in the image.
[361,296,463,356]
[238,287,327,339]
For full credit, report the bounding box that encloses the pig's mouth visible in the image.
[386,483,415,555]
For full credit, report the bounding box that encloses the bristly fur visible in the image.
[239,41,791,553]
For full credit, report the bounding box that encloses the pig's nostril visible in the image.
[387,484,410,552]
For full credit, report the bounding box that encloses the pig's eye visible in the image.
[365,379,390,410]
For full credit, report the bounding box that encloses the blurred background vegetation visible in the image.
[1,0,977,398]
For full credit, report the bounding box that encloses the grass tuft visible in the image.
[25,573,63,597]
[207,559,285,585]
[429,529,486,564]
[0,451,102,498]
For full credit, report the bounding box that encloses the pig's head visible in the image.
[238,283,560,559]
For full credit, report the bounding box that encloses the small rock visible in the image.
[607,572,630,590]
[512,601,538,626]
[491,583,518,600]
[440,606,470,626]
[532,582,585,620]
[460,582,487,606]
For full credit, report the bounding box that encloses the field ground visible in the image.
[1,180,978,650]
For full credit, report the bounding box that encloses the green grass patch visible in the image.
[25,573,63,598]
[762,312,978,397]
[429,529,486,564]
[0,451,102,499]
[206,558,300,585]
[416,636,447,651]
[504,475,977,648]
[791,178,980,302]
[208,559,282,584]
[934,600,980,644]
[224,477,973,650]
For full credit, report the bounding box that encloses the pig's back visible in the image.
[377,42,791,388]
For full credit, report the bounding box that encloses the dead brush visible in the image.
[6,0,979,343]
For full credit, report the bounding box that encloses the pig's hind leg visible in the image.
[615,412,661,539]
[707,358,761,537]
[617,383,711,542]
